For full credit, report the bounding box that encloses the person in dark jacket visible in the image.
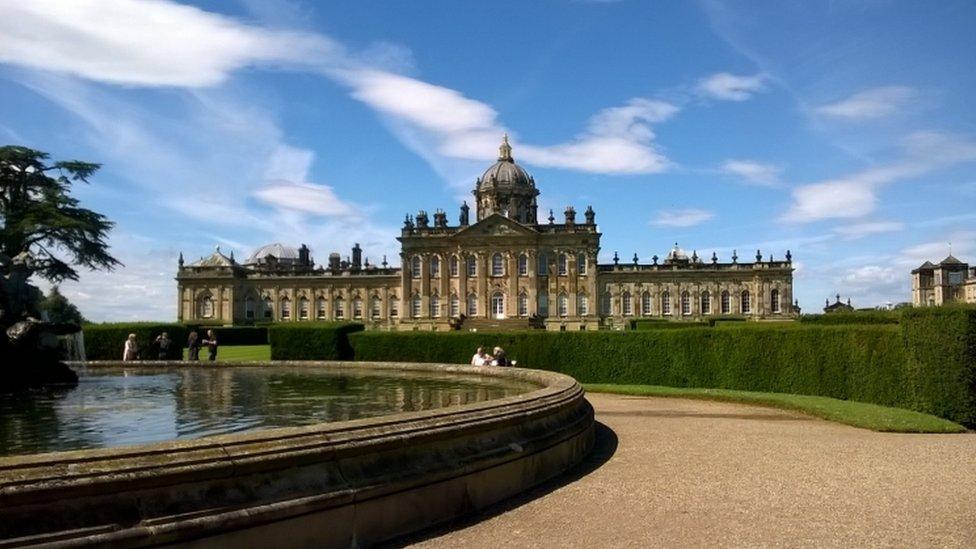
[187,331,200,361]
[202,329,218,361]
[155,332,172,360]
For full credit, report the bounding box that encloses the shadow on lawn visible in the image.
[390,420,619,547]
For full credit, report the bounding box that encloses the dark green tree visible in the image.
[0,146,121,282]
[40,285,87,325]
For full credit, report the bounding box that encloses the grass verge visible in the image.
[182,345,271,361]
[583,384,967,433]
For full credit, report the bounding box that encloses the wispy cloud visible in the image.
[696,72,768,101]
[816,86,918,120]
[783,132,976,223]
[720,159,781,186]
[651,209,714,227]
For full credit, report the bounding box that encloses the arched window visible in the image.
[741,290,751,314]
[518,253,528,276]
[557,253,568,276]
[334,297,344,320]
[662,291,671,316]
[244,296,255,320]
[578,293,589,316]
[601,292,612,315]
[371,297,381,319]
[538,293,549,317]
[491,253,504,276]
[721,290,731,314]
[577,253,587,275]
[641,291,652,316]
[467,293,478,317]
[316,297,327,319]
[353,297,363,319]
[538,252,549,276]
[622,291,633,316]
[681,291,691,316]
[557,293,569,317]
[701,291,711,315]
[466,255,477,277]
[449,255,459,277]
[389,296,399,318]
[280,296,291,320]
[430,294,440,317]
[430,256,440,277]
[299,296,309,320]
[771,289,781,313]
[197,294,215,319]
[263,296,273,319]
[411,255,421,279]
[411,295,422,318]
[517,293,528,316]
[449,294,460,317]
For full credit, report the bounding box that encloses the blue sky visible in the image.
[1,0,974,320]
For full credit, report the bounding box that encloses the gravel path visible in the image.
[405,393,976,548]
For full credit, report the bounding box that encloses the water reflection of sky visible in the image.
[0,367,536,457]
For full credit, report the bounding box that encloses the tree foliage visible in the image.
[0,145,120,282]
[40,286,87,325]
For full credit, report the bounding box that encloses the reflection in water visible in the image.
[0,367,536,456]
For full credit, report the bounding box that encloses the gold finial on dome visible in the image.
[498,133,513,161]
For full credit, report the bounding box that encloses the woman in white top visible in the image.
[123,333,138,361]
[470,347,489,366]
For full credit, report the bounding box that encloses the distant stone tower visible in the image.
[473,135,540,223]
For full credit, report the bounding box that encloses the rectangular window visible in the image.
[557,254,567,276]
[578,295,589,316]
[538,253,548,276]
[623,294,632,316]
[371,300,381,319]
[450,296,460,317]
[517,294,528,316]
[577,253,586,275]
[662,294,671,316]
[390,299,399,318]
[537,294,548,317]
[466,256,477,277]
[335,301,344,320]
[317,300,326,320]
[518,254,528,276]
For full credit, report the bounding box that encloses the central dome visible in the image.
[478,135,534,190]
[245,243,300,265]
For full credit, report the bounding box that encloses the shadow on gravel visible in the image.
[388,420,619,547]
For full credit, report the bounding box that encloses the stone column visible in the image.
[507,250,517,316]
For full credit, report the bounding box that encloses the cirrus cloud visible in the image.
[696,72,768,101]
[651,209,715,227]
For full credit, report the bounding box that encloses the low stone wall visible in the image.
[0,362,594,548]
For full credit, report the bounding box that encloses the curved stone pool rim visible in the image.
[0,361,595,548]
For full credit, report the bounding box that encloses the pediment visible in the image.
[454,214,538,239]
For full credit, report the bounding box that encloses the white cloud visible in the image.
[833,221,904,240]
[0,0,339,87]
[252,182,356,216]
[650,209,714,227]
[783,132,976,223]
[720,159,781,186]
[816,86,918,120]
[696,72,768,101]
[900,231,976,267]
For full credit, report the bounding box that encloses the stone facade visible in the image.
[176,137,797,330]
[911,255,976,306]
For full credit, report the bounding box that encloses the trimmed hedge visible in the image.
[901,306,976,424]
[83,322,186,360]
[184,325,268,346]
[346,308,976,425]
[631,319,708,331]
[799,311,901,325]
[268,322,364,360]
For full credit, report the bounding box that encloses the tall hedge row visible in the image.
[901,306,976,424]
[83,323,187,360]
[798,311,901,325]
[349,326,907,405]
[268,322,364,360]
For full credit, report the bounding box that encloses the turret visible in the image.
[351,243,362,269]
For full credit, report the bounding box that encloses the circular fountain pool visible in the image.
[0,366,537,456]
[0,361,594,548]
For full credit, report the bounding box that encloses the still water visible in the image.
[0,366,537,457]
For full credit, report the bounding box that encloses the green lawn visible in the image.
[182,345,271,361]
[583,384,967,434]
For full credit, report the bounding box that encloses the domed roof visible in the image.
[478,135,534,190]
[246,242,300,265]
[666,242,689,262]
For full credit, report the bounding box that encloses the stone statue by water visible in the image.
[0,251,79,391]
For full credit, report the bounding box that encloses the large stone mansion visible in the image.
[177,137,797,330]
